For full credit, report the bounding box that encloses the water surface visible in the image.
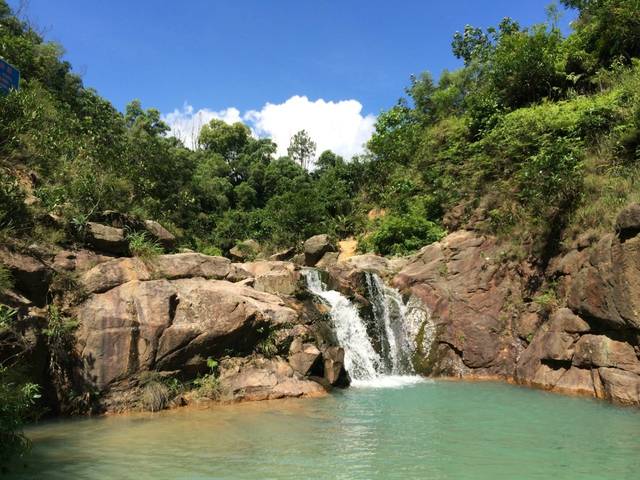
[8,380,640,479]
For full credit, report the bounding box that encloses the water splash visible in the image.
[303,269,431,388]
[304,269,382,380]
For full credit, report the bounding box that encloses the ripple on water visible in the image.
[7,381,640,480]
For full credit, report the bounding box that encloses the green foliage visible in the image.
[193,358,220,400]
[0,367,40,468]
[127,231,163,259]
[0,171,28,231]
[287,129,316,170]
[0,303,40,469]
[0,266,13,294]
[363,210,446,256]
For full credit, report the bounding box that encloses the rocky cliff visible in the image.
[3,207,640,413]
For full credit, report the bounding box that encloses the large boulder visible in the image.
[76,278,298,390]
[288,339,322,376]
[0,249,51,306]
[303,234,336,267]
[217,356,326,402]
[80,253,237,294]
[393,230,521,378]
[85,222,129,255]
[144,220,176,250]
[615,203,640,238]
[564,233,640,330]
[242,261,301,296]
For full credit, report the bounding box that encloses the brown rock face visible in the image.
[304,234,336,267]
[85,222,129,255]
[288,340,322,376]
[393,230,521,379]
[0,248,51,306]
[143,220,176,250]
[242,261,301,296]
[76,278,298,390]
[218,356,327,401]
[81,253,236,294]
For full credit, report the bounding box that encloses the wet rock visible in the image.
[85,222,129,255]
[303,234,336,267]
[322,346,347,386]
[393,230,519,378]
[553,367,597,397]
[346,254,392,277]
[315,252,339,269]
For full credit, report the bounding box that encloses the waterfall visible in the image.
[303,269,430,387]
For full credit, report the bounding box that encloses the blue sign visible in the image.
[0,58,20,95]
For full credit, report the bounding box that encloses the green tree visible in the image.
[287,130,316,170]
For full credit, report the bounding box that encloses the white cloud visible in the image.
[162,104,242,149]
[163,96,376,160]
[245,95,376,160]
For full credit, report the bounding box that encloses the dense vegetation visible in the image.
[2,0,640,466]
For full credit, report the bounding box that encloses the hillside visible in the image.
[2,0,640,468]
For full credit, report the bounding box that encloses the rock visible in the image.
[566,233,640,329]
[516,312,543,341]
[572,335,640,373]
[151,253,232,280]
[76,278,298,389]
[217,356,326,402]
[269,247,295,261]
[81,257,151,294]
[0,249,51,306]
[144,220,176,250]
[288,342,322,376]
[303,234,336,267]
[553,367,597,397]
[85,222,129,255]
[322,346,347,386]
[346,254,392,277]
[315,252,339,269]
[615,203,640,238]
[393,230,519,378]
[229,239,260,262]
[52,249,111,273]
[292,253,305,266]
[597,367,640,405]
[242,261,300,296]
[80,253,235,294]
[548,308,590,333]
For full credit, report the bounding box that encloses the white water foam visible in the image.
[303,269,430,388]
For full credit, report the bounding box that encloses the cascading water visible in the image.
[303,269,432,387]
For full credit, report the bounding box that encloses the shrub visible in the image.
[140,381,171,412]
[0,266,13,294]
[193,358,220,400]
[127,231,163,259]
[0,173,28,231]
[364,211,446,256]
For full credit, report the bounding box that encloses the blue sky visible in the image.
[10,0,577,157]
